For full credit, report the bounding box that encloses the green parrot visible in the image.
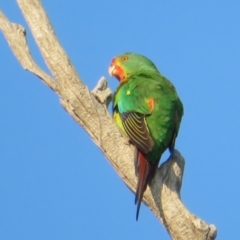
[108,52,183,220]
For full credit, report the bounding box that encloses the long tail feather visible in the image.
[135,151,151,221]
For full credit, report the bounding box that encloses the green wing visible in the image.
[113,74,183,156]
[113,77,159,153]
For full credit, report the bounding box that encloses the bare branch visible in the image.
[0,10,56,91]
[0,1,217,239]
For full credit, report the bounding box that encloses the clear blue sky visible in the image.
[0,1,239,239]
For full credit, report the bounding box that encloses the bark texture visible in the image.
[0,1,217,239]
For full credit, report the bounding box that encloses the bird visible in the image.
[108,52,183,220]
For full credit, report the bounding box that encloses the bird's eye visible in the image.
[121,56,128,61]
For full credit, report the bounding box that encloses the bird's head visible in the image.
[108,52,159,82]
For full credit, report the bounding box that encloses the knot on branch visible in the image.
[91,76,113,107]
[13,23,26,36]
[159,149,185,193]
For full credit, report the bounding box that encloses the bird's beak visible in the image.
[108,57,118,77]
[108,58,122,81]
[108,64,116,76]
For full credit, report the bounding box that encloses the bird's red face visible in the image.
[109,53,159,83]
[108,56,129,82]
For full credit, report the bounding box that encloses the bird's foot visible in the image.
[123,138,132,146]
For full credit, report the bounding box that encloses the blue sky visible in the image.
[0,1,240,239]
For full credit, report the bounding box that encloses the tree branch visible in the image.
[0,1,217,239]
[0,10,56,91]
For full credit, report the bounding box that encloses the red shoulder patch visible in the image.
[147,98,154,112]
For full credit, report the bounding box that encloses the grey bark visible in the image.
[0,1,217,239]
